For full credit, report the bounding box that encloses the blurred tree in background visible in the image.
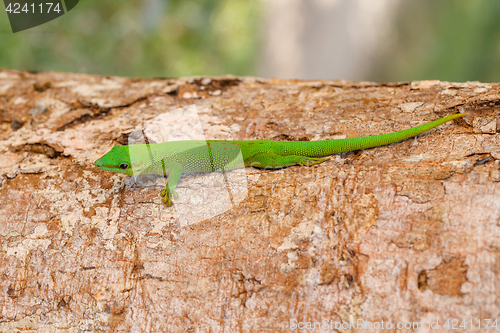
[369,0,500,83]
[0,0,263,77]
[1,0,500,82]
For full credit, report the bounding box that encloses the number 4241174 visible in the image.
[6,2,61,14]
[444,319,499,330]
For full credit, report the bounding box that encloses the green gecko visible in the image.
[95,113,466,206]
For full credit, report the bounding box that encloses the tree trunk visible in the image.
[1,70,499,332]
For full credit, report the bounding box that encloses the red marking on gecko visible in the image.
[259,142,264,144]
[248,142,255,145]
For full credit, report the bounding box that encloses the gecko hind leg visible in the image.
[248,152,329,169]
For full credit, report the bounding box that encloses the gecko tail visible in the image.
[281,113,467,157]
[333,113,468,153]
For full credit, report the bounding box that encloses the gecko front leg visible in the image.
[159,162,182,206]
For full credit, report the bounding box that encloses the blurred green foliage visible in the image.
[370,0,500,83]
[0,0,263,77]
[1,0,500,82]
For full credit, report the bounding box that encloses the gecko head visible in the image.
[95,145,149,176]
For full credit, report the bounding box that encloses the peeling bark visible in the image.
[1,69,500,332]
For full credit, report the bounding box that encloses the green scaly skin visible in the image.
[95,113,467,206]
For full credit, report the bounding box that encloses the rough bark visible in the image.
[0,69,499,332]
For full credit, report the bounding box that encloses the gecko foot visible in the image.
[160,183,179,206]
[298,157,330,166]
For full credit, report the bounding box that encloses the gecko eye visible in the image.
[119,163,129,169]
